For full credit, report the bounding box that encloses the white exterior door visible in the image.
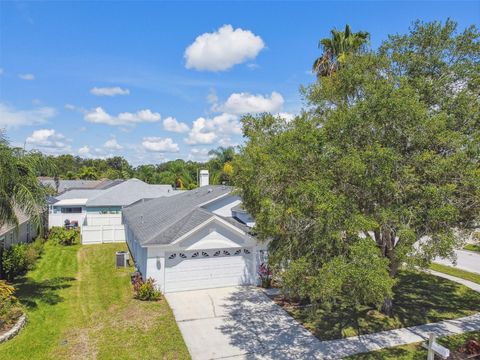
[164,248,254,293]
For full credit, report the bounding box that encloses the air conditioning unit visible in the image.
[116,251,129,268]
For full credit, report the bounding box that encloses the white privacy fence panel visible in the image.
[81,224,126,244]
[85,214,122,226]
[49,213,87,228]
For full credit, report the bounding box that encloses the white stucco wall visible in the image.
[146,247,166,291]
[0,221,38,249]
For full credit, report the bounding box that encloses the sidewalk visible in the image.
[434,249,480,274]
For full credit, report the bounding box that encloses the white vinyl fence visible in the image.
[81,224,126,244]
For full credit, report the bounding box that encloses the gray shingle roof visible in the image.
[85,179,174,207]
[39,179,118,194]
[0,208,31,236]
[123,185,239,245]
[55,189,103,201]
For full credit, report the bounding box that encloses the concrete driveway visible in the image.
[165,286,322,360]
[434,249,480,274]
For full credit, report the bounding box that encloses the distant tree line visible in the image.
[34,146,236,189]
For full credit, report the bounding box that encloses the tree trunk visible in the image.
[381,295,393,316]
[381,230,398,316]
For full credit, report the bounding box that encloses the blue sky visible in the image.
[1,1,479,165]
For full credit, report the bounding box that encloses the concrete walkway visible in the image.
[166,271,480,359]
[434,249,480,274]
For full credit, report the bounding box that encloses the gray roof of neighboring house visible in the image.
[123,185,249,246]
[0,208,31,236]
[85,179,174,207]
[55,189,103,201]
[39,179,120,194]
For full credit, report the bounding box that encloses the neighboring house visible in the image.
[39,177,121,195]
[0,208,39,249]
[49,179,178,244]
[123,183,266,293]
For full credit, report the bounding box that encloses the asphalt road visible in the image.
[434,249,480,274]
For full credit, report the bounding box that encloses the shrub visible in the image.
[32,236,45,256]
[279,257,313,301]
[47,227,79,246]
[0,280,15,300]
[1,241,42,281]
[0,281,22,331]
[2,244,28,281]
[132,273,161,301]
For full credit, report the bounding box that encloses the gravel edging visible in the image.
[0,314,27,344]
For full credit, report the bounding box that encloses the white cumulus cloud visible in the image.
[104,137,123,150]
[26,129,67,149]
[90,86,130,96]
[142,137,179,153]
[188,148,210,161]
[0,103,56,129]
[184,24,265,71]
[84,107,161,126]
[163,117,190,133]
[19,73,35,80]
[78,145,91,156]
[185,113,241,145]
[215,91,284,115]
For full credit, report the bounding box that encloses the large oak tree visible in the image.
[235,20,479,314]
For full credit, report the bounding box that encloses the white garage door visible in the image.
[164,248,254,293]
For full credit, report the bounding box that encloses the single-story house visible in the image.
[123,183,266,293]
[0,208,39,249]
[49,179,179,244]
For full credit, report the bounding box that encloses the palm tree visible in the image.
[0,131,55,235]
[208,146,236,185]
[313,24,369,77]
[77,166,98,180]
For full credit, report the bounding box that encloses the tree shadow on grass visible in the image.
[287,271,480,341]
[14,276,76,309]
[392,271,480,327]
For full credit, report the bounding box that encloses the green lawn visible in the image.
[0,242,190,360]
[464,244,480,253]
[430,263,480,284]
[282,271,480,341]
[346,330,480,359]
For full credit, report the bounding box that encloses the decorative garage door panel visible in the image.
[164,248,253,293]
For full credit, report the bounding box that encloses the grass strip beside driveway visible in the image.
[464,244,480,253]
[430,263,480,285]
[0,243,190,360]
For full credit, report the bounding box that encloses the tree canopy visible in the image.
[235,20,479,314]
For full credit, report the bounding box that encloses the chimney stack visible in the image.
[199,169,209,187]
